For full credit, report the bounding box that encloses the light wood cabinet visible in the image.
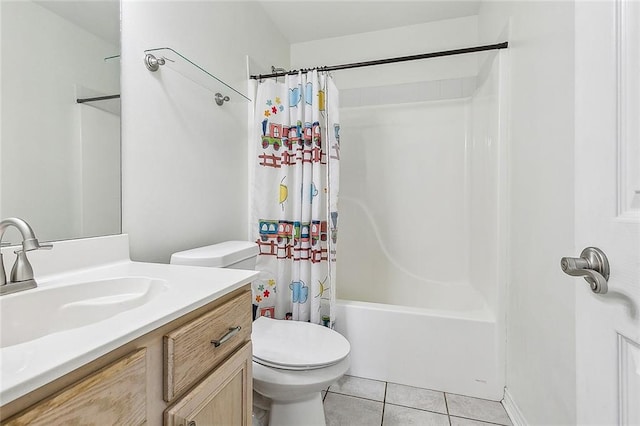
[3,349,147,426]
[165,342,253,426]
[0,285,253,426]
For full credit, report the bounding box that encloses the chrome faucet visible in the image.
[0,218,52,295]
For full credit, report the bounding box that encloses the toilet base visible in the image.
[269,392,325,426]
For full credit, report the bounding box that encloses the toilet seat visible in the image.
[252,316,350,371]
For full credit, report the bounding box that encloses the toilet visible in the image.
[170,241,350,426]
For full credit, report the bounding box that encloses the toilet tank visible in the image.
[170,241,259,269]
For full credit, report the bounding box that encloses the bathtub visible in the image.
[332,198,504,400]
[335,82,506,400]
[334,284,504,400]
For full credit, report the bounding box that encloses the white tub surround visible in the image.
[0,235,258,405]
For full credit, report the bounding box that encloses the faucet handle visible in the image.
[0,253,6,286]
[10,242,50,283]
[10,250,35,283]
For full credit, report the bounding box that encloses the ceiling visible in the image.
[257,1,481,44]
[31,1,480,47]
[34,0,120,46]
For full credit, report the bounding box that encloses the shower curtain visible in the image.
[250,70,340,326]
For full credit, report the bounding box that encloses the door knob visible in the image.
[561,247,610,294]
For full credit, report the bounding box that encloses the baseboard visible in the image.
[502,388,528,426]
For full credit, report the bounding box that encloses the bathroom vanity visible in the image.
[0,235,257,425]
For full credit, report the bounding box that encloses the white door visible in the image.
[574,1,640,425]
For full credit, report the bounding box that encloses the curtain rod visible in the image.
[76,94,120,104]
[250,42,508,80]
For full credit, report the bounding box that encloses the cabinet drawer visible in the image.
[164,290,252,402]
[4,349,146,426]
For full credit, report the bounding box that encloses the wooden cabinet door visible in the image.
[3,349,146,426]
[165,342,252,426]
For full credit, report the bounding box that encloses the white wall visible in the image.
[479,2,576,424]
[80,104,121,237]
[121,1,289,263]
[1,1,119,243]
[291,16,479,89]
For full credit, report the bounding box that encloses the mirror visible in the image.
[0,0,121,245]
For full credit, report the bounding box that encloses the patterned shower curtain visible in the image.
[250,70,340,326]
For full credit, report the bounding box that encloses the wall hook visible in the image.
[215,93,230,106]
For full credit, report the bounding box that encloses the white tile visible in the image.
[451,416,501,426]
[446,393,512,426]
[383,404,449,426]
[324,392,383,426]
[328,375,386,401]
[385,383,447,414]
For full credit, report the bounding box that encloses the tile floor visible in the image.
[323,375,512,426]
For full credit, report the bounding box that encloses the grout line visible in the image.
[380,381,388,426]
[325,390,386,404]
[445,392,452,426]
[446,391,502,403]
[449,415,512,426]
[384,402,450,417]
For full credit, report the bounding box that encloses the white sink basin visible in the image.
[0,277,168,348]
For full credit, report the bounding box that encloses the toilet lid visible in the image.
[252,316,350,370]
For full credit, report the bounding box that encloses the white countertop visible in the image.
[0,235,258,405]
